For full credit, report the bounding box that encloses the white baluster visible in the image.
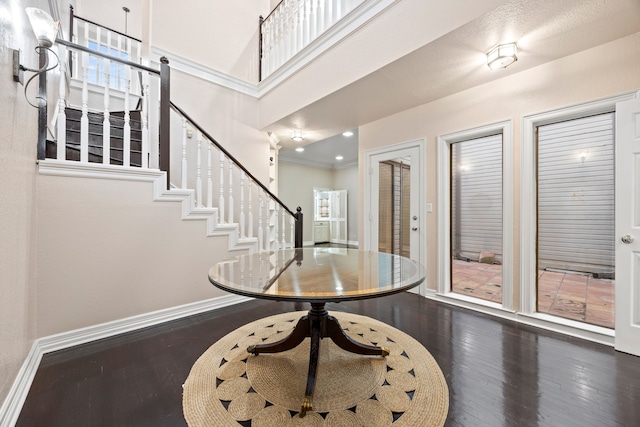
[228,160,234,224]
[102,43,110,165]
[248,180,254,239]
[274,203,279,251]
[207,143,213,209]
[141,78,149,168]
[281,206,286,249]
[181,118,187,188]
[123,67,131,167]
[290,214,295,248]
[56,44,66,161]
[240,171,246,238]
[80,51,89,163]
[219,152,225,223]
[196,131,203,208]
[258,189,264,251]
[72,15,79,77]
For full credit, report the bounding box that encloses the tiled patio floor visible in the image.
[452,259,615,329]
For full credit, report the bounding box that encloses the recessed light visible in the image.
[335,155,343,160]
[295,147,304,152]
[342,131,354,137]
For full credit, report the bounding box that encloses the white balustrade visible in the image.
[123,68,131,167]
[261,0,365,79]
[240,171,246,238]
[181,118,188,188]
[57,44,66,161]
[196,131,203,207]
[80,51,89,163]
[219,152,225,223]
[207,143,213,209]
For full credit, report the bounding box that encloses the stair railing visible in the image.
[259,0,365,80]
[170,102,303,250]
[40,17,303,250]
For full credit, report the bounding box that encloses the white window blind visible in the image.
[451,134,503,262]
[537,112,615,274]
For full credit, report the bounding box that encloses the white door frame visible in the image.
[614,92,640,356]
[437,120,513,311]
[521,93,635,338]
[364,139,426,292]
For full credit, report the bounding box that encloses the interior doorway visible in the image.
[364,139,426,278]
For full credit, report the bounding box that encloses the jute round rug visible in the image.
[183,311,448,426]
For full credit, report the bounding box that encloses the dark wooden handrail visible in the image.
[169,101,298,220]
[70,6,143,43]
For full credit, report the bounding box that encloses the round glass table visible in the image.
[208,247,426,417]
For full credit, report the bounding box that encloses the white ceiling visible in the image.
[268,0,640,168]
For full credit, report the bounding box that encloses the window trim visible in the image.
[437,120,513,311]
[520,92,636,318]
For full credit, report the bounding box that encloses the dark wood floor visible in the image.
[17,293,640,426]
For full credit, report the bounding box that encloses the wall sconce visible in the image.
[291,131,304,142]
[12,7,60,106]
[487,42,518,70]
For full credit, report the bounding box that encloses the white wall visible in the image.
[358,33,640,305]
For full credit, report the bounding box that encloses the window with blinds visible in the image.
[537,112,615,274]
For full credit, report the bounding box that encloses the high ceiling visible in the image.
[268,0,640,168]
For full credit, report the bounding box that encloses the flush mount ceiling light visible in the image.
[487,42,518,70]
[342,131,354,137]
[335,155,343,160]
[291,130,304,142]
[295,147,304,152]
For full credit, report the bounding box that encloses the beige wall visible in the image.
[358,33,640,303]
[36,175,239,336]
[169,69,271,188]
[278,162,359,244]
[278,162,333,243]
[258,0,505,128]
[0,0,52,405]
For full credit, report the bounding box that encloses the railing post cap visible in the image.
[160,56,169,64]
[297,206,302,212]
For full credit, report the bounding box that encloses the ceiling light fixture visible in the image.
[335,155,343,161]
[342,131,354,137]
[295,147,304,152]
[291,130,304,142]
[487,42,517,70]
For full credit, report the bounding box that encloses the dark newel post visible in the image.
[159,56,170,189]
[258,15,264,82]
[294,206,303,248]
[37,48,47,160]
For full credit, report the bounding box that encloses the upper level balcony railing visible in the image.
[259,0,365,80]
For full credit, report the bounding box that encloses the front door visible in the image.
[615,94,640,356]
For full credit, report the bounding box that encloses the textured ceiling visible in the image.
[268,0,640,168]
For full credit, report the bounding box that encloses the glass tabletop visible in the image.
[208,248,426,302]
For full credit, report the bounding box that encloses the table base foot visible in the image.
[247,303,388,418]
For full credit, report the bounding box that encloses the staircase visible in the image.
[46,108,143,166]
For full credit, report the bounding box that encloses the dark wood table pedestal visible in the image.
[247,302,389,417]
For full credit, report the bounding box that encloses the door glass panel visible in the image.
[536,113,615,328]
[450,134,503,303]
[378,159,410,257]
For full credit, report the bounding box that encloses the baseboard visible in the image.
[0,294,251,427]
